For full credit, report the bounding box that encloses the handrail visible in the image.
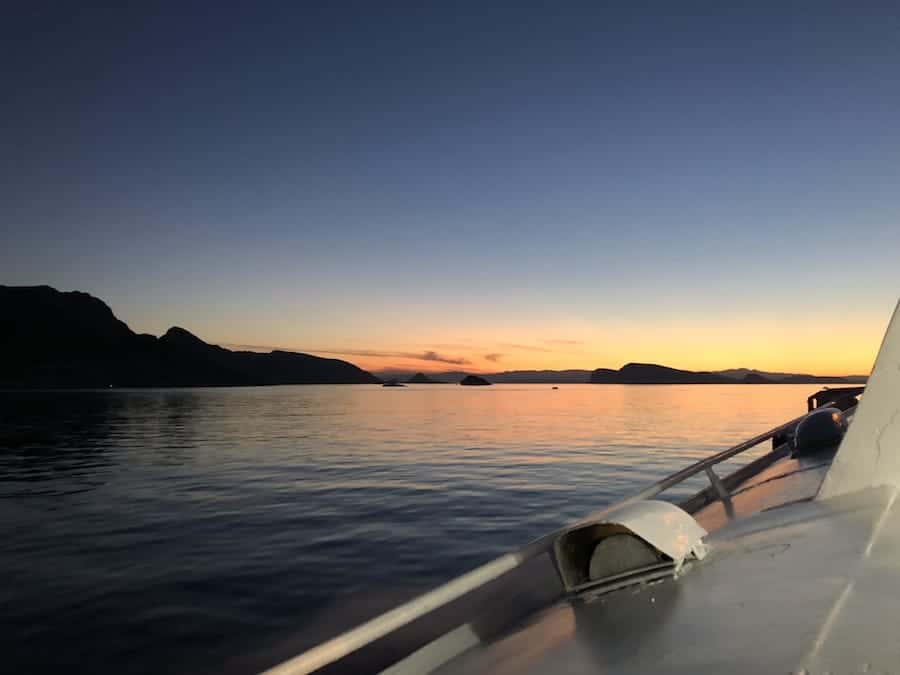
[262,553,523,675]
[615,392,863,509]
[587,412,809,515]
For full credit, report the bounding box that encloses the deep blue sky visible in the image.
[3,1,898,373]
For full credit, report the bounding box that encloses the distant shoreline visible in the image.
[0,380,862,393]
[1,285,867,389]
[377,364,867,386]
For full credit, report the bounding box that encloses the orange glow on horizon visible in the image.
[217,311,885,377]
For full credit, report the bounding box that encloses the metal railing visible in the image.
[624,414,806,503]
[597,389,863,518]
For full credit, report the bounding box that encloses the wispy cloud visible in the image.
[484,353,503,362]
[312,348,470,366]
[499,342,552,353]
[420,350,470,365]
[543,339,583,346]
[220,343,470,366]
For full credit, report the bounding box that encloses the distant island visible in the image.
[590,363,729,384]
[407,372,443,384]
[0,285,380,387]
[588,363,867,385]
[460,375,491,386]
[410,369,593,384]
[474,369,592,384]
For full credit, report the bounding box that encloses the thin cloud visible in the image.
[318,348,470,366]
[484,353,503,362]
[421,350,470,365]
[221,343,470,366]
[499,342,552,353]
[543,339,583,346]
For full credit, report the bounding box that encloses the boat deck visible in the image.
[691,448,834,531]
[435,483,900,675]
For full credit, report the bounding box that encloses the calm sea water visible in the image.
[1,384,824,673]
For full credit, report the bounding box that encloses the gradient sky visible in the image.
[3,1,898,375]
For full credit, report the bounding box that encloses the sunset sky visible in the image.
[3,2,898,375]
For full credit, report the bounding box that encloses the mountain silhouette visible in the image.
[407,372,443,384]
[2,285,866,388]
[480,369,592,383]
[0,285,380,387]
[590,363,732,384]
[741,372,772,384]
[589,363,863,385]
[460,375,491,386]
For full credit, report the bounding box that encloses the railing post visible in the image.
[705,466,735,519]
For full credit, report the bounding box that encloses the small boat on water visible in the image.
[262,300,899,675]
[382,380,406,388]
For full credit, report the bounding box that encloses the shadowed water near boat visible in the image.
[0,384,841,674]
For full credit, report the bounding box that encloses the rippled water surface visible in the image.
[0,384,825,673]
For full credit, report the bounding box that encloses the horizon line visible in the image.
[217,343,868,379]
